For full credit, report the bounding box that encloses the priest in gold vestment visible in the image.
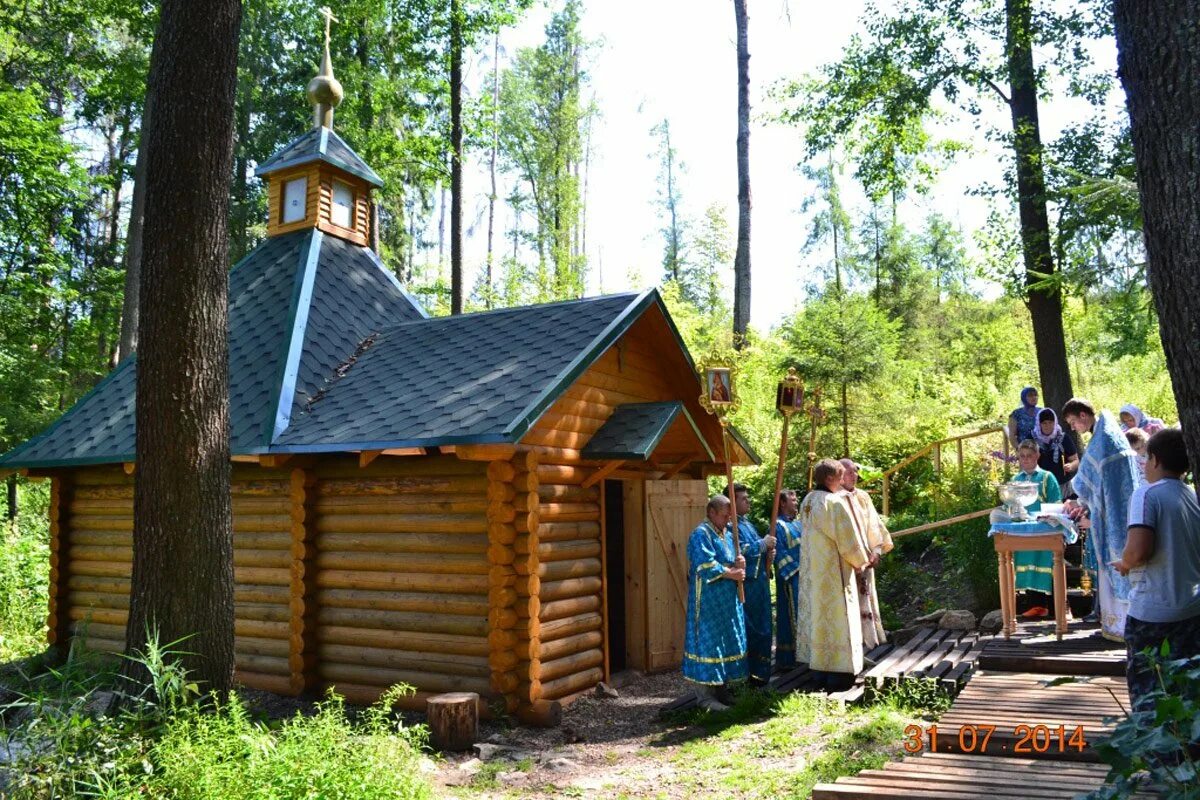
[840,458,893,650]
[796,459,872,689]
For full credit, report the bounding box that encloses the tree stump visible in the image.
[426,692,479,751]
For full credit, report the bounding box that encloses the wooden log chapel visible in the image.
[0,35,758,723]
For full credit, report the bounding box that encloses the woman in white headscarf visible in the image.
[1118,404,1165,436]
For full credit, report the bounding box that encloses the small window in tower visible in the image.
[282,177,307,224]
[331,180,355,229]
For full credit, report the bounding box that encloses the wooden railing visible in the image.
[867,426,1008,517]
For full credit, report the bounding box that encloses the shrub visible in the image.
[1084,650,1200,799]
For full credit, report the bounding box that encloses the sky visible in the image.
[442,0,1121,329]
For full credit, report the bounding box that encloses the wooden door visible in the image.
[643,479,708,672]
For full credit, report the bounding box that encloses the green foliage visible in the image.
[0,481,51,661]
[1,636,433,800]
[497,0,594,302]
[1084,652,1200,799]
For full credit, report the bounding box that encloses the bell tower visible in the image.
[255,6,382,247]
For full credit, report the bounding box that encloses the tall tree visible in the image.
[651,118,685,284]
[497,0,591,301]
[732,0,751,341]
[784,0,1114,411]
[484,31,501,308]
[1112,0,1200,466]
[800,155,854,293]
[450,0,464,314]
[124,0,241,695]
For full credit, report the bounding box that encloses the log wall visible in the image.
[309,457,492,708]
[54,457,495,709]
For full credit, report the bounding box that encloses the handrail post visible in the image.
[882,474,890,517]
[932,442,941,480]
[957,439,964,472]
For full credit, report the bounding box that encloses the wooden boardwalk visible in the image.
[812,618,1156,796]
[977,619,1125,676]
[811,752,1160,799]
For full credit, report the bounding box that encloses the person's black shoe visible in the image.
[715,684,736,706]
[748,677,768,690]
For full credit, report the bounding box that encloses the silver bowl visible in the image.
[998,481,1039,520]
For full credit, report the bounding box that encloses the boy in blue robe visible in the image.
[774,489,803,670]
[684,494,747,709]
[727,484,775,685]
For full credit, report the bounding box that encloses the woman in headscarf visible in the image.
[1007,387,1041,449]
[1034,408,1079,492]
[1118,404,1165,436]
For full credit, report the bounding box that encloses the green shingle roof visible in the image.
[581,402,711,461]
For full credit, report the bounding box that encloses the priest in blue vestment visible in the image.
[727,484,775,685]
[1063,398,1141,641]
[684,494,747,709]
[774,489,803,670]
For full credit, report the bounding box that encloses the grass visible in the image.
[650,686,924,798]
[0,636,434,799]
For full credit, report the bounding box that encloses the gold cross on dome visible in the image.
[319,6,339,45]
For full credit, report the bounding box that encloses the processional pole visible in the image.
[697,347,744,603]
[767,368,805,556]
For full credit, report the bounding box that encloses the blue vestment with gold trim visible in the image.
[684,521,747,685]
[774,515,803,669]
[734,518,773,682]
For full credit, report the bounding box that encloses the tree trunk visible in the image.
[1005,0,1074,413]
[732,0,751,343]
[124,0,239,698]
[1113,0,1200,469]
[449,0,463,315]
[5,474,16,523]
[118,103,151,363]
[485,33,500,309]
[841,381,849,458]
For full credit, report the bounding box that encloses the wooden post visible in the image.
[722,430,745,603]
[765,414,791,576]
[47,475,72,649]
[599,478,610,684]
[882,474,890,518]
[932,442,941,480]
[426,692,479,751]
[956,438,964,472]
[288,468,318,695]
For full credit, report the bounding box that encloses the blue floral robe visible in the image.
[1074,410,1141,641]
[684,521,747,685]
[733,517,773,682]
[774,516,803,670]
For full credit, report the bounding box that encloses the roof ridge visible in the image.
[376,291,642,332]
[266,229,322,444]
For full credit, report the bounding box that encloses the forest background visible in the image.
[0,0,1177,648]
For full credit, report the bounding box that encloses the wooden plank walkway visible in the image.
[935,671,1128,762]
[812,752,1159,799]
[812,619,1152,796]
[977,618,1125,676]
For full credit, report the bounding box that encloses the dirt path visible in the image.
[436,672,696,797]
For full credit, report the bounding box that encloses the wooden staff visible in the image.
[765,412,791,575]
[721,427,745,604]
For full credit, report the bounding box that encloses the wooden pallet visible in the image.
[977,619,1125,676]
[859,627,990,695]
[935,671,1128,762]
[812,752,1160,799]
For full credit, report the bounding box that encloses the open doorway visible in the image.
[603,479,627,673]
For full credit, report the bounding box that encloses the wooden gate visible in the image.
[643,479,708,672]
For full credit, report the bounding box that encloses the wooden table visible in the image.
[993,531,1068,640]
